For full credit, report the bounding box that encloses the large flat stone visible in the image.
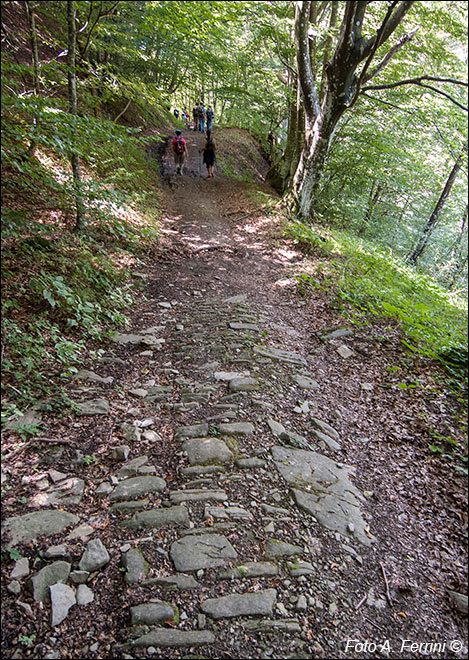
[217,422,255,435]
[132,630,215,648]
[174,423,209,439]
[183,437,233,465]
[229,378,259,392]
[122,506,190,530]
[169,489,227,503]
[201,589,277,619]
[2,510,80,546]
[254,345,307,366]
[109,476,166,501]
[130,602,175,625]
[271,445,374,546]
[170,533,237,572]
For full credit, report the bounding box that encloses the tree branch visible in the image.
[78,1,120,61]
[357,1,415,61]
[295,1,320,120]
[349,1,399,106]
[113,97,132,123]
[362,76,469,111]
[363,30,417,83]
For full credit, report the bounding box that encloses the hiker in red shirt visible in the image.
[171,129,189,175]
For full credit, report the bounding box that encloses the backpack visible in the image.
[174,137,185,155]
[204,137,215,154]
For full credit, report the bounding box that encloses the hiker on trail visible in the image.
[206,105,214,131]
[192,104,199,131]
[174,108,179,119]
[171,128,188,175]
[198,103,205,132]
[183,107,190,127]
[199,129,216,178]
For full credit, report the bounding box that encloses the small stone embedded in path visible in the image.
[79,538,110,572]
[30,561,71,603]
[50,583,76,627]
[336,344,354,358]
[218,562,278,579]
[130,602,176,625]
[291,374,319,390]
[30,477,85,507]
[122,548,149,585]
[76,584,94,606]
[253,345,307,366]
[75,398,110,415]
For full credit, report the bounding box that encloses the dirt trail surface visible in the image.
[1,129,467,660]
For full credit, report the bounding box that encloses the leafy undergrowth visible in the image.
[285,219,468,472]
[1,142,162,431]
[215,126,270,183]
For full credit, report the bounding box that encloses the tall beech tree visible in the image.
[67,0,85,231]
[288,0,416,221]
[407,146,467,266]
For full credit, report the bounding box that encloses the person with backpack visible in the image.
[198,103,205,132]
[199,129,216,178]
[206,106,214,131]
[171,128,188,175]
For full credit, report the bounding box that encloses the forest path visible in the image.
[2,129,467,659]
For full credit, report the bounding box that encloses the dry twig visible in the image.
[380,562,394,607]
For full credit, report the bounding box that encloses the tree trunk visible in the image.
[359,181,384,235]
[288,1,415,222]
[67,0,85,231]
[266,76,303,193]
[25,1,40,157]
[406,150,465,265]
[446,203,468,286]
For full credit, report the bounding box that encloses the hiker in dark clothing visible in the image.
[199,129,216,178]
[192,105,199,131]
[206,106,214,130]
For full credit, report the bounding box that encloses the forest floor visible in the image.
[1,128,467,660]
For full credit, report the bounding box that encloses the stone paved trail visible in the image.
[2,133,467,659]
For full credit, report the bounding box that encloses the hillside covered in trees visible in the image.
[1,2,468,659]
